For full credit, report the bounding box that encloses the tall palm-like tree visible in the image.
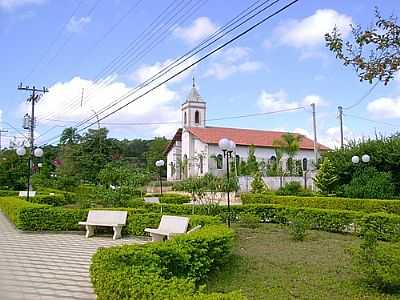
[273,133,302,176]
[59,127,81,145]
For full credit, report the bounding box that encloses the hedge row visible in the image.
[90,225,242,300]
[148,193,192,204]
[241,193,400,215]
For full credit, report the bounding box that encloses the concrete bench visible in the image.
[19,191,36,197]
[144,197,160,204]
[79,210,127,240]
[145,215,189,241]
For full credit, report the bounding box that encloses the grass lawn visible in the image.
[206,224,400,300]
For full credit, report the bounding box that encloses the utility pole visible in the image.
[338,106,344,149]
[0,129,8,150]
[311,103,319,167]
[17,83,48,202]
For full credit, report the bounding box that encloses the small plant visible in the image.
[239,213,260,229]
[277,181,302,195]
[251,171,268,194]
[288,214,309,241]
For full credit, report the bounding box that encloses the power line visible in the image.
[344,113,400,128]
[37,0,195,121]
[343,81,380,110]
[73,0,282,130]
[39,0,300,145]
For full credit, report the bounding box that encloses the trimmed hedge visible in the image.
[29,194,68,206]
[90,225,240,300]
[0,197,44,225]
[360,213,400,242]
[241,193,400,214]
[0,190,18,197]
[145,193,191,204]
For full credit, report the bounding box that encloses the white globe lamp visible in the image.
[16,147,26,156]
[361,154,370,163]
[351,155,360,164]
[218,138,230,151]
[155,160,165,167]
[34,148,44,158]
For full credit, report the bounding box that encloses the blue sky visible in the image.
[0,0,399,149]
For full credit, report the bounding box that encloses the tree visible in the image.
[325,8,400,85]
[146,137,169,176]
[273,133,301,175]
[313,157,338,194]
[246,145,259,175]
[251,170,267,194]
[60,127,81,145]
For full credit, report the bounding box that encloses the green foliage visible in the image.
[313,157,338,194]
[0,197,42,224]
[54,175,80,191]
[324,134,400,196]
[0,190,18,197]
[272,133,301,175]
[29,194,68,206]
[90,225,236,300]
[360,213,400,242]
[241,193,400,214]
[250,171,267,194]
[341,167,395,199]
[246,145,259,175]
[146,137,169,176]
[276,181,312,196]
[287,213,309,241]
[239,213,260,229]
[147,193,191,204]
[351,231,400,292]
[325,8,400,84]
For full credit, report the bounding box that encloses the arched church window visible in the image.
[302,158,308,171]
[184,112,187,125]
[216,154,223,169]
[195,110,200,124]
[199,156,203,174]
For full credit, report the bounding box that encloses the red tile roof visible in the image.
[186,126,329,150]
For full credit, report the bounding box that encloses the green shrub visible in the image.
[241,193,400,215]
[29,194,67,206]
[0,190,18,197]
[288,213,309,241]
[90,225,237,300]
[0,197,44,224]
[352,231,400,292]
[146,193,192,204]
[276,181,313,196]
[341,167,396,199]
[360,213,400,242]
[250,171,268,194]
[239,213,260,229]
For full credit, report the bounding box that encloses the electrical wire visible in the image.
[344,113,400,128]
[343,81,380,110]
[39,0,300,145]
[73,0,281,129]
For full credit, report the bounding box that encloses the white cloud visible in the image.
[66,16,91,33]
[173,16,218,45]
[277,9,352,48]
[20,55,198,141]
[367,96,400,119]
[0,0,44,10]
[319,126,358,149]
[258,90,326,112]
[204,47,262,80]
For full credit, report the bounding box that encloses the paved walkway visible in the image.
[0,212,146,300]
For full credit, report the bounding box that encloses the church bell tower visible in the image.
[181,77,206,128]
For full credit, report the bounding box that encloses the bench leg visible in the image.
[150,233,165,242]
[113,226,122,240]
[85,225,95,238]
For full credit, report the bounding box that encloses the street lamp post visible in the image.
[218,138,236,227]
[155,160,165,195]
[16,146,43,202]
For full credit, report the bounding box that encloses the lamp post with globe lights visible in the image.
[352,154,370,165]
[218,138,236,227]
[155,160,165,195]
[16,146,44,202]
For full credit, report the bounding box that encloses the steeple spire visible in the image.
[192,76,195,88]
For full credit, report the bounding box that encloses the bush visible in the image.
[147,193,191,204]
[90,225,238,300]
[241,193,400,215]
[29,194,68,206]
[341,167,396,199]
[352,231,400,292]
[0,197,43,224]
[287,213,309,241]
[0,190,18,197]
[238,213,260,229]
[276,181,313,196]
[360,213,400,242]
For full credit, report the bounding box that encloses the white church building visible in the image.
[165,81,329,181]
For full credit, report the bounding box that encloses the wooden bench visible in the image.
[145,215,190,241]
[18,191,36,197]
[79,210,127,240]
